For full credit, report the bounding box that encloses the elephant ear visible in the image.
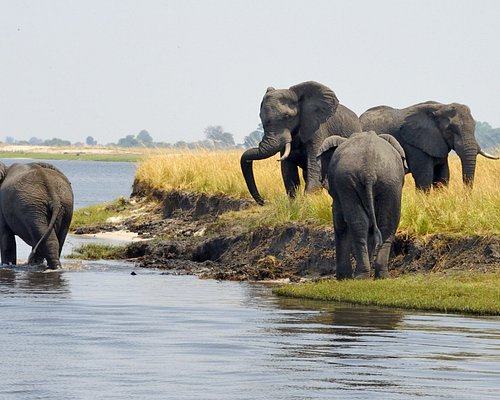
[317,135,347,156]
[400,107,449,158]
[0,163,7,183]
[30,162,65,175]
[379,134,409,173]
[316,135,347,183]
[290,81,339,143]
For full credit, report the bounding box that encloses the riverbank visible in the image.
[72,184,500,280]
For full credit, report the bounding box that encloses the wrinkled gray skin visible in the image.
[0,162,74,269]
[317,132,406,279]
[360,101,498,191]
[241,81,361,205]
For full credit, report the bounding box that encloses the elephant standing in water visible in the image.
[360,101,498,191]
[241,81,361,205]
[317,132,406,279]
[0,162,74,269]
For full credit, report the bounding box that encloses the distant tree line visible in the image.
[5,136,72,147]
[4,121,497,150]
[2,124,265,150]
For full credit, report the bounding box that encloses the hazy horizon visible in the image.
[1,1,499,144]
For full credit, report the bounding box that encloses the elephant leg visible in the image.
[373,193,401,279]
[350,220,371,279]
[433,161,450,188]
[342,201,370,279]
[27,221,61,269]
[333,202,352,279]
[304,142,323,193]
[281,159,300,197]
[37,231,61,269]
[57,216,72,256]
[28,251,45,265]
[367,226,377,263]
[373,234,393,279]
[405,145,434,191]
[0,225,17,265]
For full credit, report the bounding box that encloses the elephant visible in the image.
[0,162,74,269]
[359,101,498,191]
[317,131,406,279]
[241,81,361,205]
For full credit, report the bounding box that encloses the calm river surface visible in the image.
[0,159,499,399]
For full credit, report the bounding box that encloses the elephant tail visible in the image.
[364,180,383,248]
[28,202,63,264]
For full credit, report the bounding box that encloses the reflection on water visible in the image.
[0,268,69,296]
[1,265,498,400]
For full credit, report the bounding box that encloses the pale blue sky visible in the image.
[1,0,499,144]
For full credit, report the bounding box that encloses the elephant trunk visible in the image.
[461,146,499,187]
[458,142,479,187]
[240,129,292,205]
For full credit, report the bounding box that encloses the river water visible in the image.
[0,159,499,399]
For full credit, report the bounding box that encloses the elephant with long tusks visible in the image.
[241,81,361,205]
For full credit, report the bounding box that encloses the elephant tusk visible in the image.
[278,142,292,161]
[479,149,499,160]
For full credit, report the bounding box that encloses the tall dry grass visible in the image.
[400,156,500,235]
[135,149,284,198]
[135,149,500,236]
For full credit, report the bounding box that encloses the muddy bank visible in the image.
[74,182,500,281]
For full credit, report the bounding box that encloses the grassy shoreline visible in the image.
[69,148,500,315]
[274,272,500,315]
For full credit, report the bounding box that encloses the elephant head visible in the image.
[241,81,339,205]
[400,102,498,187]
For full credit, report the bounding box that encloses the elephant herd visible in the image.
[0,80,497,277]
[241,81,498,279]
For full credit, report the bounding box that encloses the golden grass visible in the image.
[135,149,285,198]
[135,149,500,235]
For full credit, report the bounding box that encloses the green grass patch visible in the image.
[67,243,128,260]
[0,151,143,162]
[274,272,500,315]
[71,197,129,230]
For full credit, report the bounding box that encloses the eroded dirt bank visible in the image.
[74,181,500,281]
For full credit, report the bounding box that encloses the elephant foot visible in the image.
[335,268,353,280]
[374,269,389,279]
[354,271,371,280]
[335,264,353,280]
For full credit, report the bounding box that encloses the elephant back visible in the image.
[359,106,403,136]
[324,104,362,138]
